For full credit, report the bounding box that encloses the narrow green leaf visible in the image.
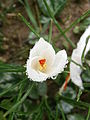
[18,13,40,38]
[77,89,82,102]
[24,0,38,28]
[54,10,90,41]
[4,82,34,117]
[57,94,90,109]
[55,105,58,120]
[10,78,27,119]
[48,19,53,43]
[0,62,25,72]
[43,0,76,48]
[82,35,90,63]
[86,107,90,120]
[59,103,66,120]
[54,0,67,15]
[68,57,86,70]
[44,97,55,119]
[19,0,38,28]
[0,78,27,97]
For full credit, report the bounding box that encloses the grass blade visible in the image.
[86,107,90,120]
[18,13,40,38]
[59,103,66,120]
[54,10,90,41]
[19,0,38,28]
[4,82,34,117]
[43,0,76,48]
[81,35,90,63]
[0,78,27,97]
[48,19,53,43]
[0,62,25,72]
[57,94,90,109]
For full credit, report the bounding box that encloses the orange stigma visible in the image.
[39,59,46,71]
[39,59,46,67]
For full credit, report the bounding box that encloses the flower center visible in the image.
[39,59,46,72]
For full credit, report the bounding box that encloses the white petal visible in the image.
[26,58,48,82]
[29,38,55,66]
[70,26,90,89]
[30,56,41,71]
[70,50,83,89]
[48,50,68,77]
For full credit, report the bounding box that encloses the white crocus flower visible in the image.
[70,26,90,89]
[26,38,68,82]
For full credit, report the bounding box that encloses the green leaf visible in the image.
[57,103,66,120]
[0,76,27,97]
[62,87,76,99]
[56,95,90,109]
[59,87,76,113]
[37,0,54,16]
[82,36,90,63]
[48,19,53,43]
[73,17,90,34]
[0,111,6,120]
[0,62,25,72]
[4,83,34,117]
[18,13,40,38]
[23,99,39,114]
[37,0,67,16]
[0,99,14,110]
[67,114,85,120]
[19,0,38,28]
[54,10,90,41]
[54,0,67,16]
[43,0,76,48]
[81,51,90,82]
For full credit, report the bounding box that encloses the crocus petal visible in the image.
[70,26,90,89]
[26,38,68,82]
[30,37,55,66]
[26,58,48,82]
[49,50,68,77]
[30,56,41,71]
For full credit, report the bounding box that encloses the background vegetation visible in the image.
[0,0,90,120]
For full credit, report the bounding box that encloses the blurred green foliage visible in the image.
[37,0,67,16]
[73,17,90,34]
